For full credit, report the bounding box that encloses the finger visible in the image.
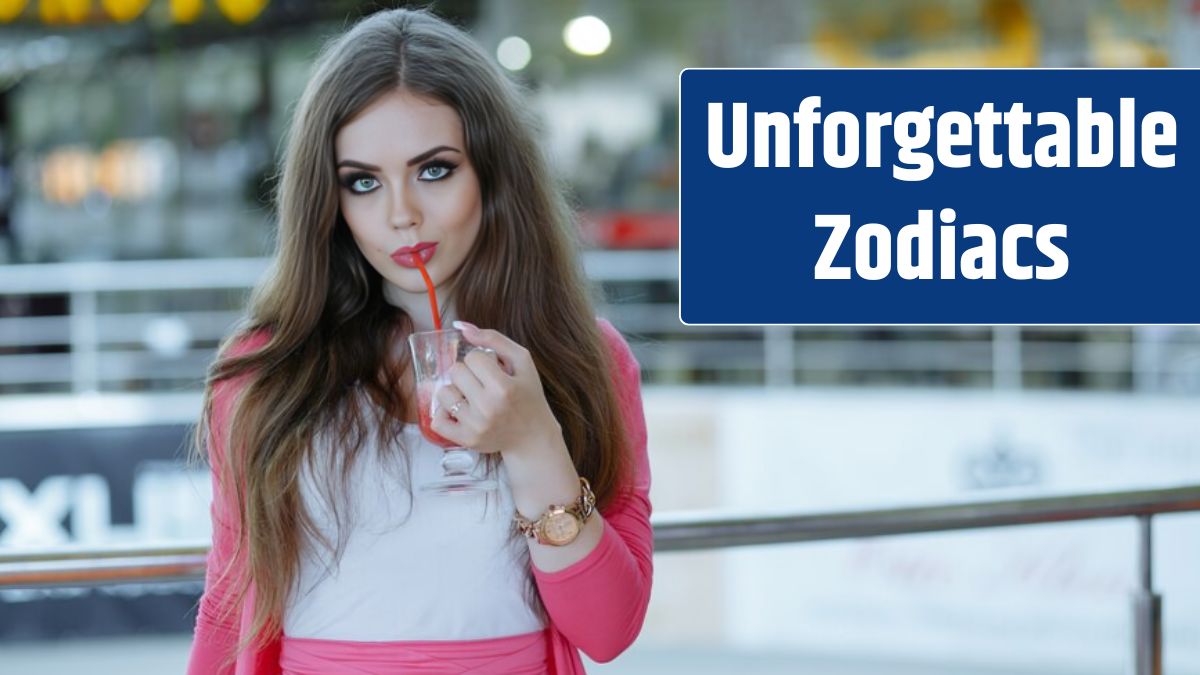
[429,410,465,445]
[463,348,509,391]
[453,321,530,373]
[435,383,467,420]
[467,346,513,376]
[431,402,484,449]
[449,360,487,401]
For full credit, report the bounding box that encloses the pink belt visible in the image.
[279,629,550,675]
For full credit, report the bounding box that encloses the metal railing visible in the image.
[4,256,1200,392]
[1,484,1197,675]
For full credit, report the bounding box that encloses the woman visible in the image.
[187,8,652,675]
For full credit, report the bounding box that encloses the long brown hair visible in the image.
[190,7,629,658]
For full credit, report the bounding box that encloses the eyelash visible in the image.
[339,160,458,195]
[421,160,458,181]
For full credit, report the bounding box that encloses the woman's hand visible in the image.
[434,323,598,563]
[428,321,563,456]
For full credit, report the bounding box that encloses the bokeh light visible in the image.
[564,15,611,56]
[497,35,531,71]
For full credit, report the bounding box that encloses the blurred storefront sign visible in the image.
[0,423,208,639]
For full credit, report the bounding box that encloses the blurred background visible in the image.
[1,0,1199,673]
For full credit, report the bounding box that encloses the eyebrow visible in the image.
[336,145,462,171]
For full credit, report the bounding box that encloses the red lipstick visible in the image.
[390,242,437,268]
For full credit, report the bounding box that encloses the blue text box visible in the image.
[679,69,1200,324]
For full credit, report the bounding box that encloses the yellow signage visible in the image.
[169,0,202,23]
[39,0,91,24]
[215,0,265,25]
[0,0,271,24]
[0,0,28,23]
[101,0,149,22]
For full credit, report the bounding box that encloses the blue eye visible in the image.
[350,176,376,192]
[341,173,379,194]
[418,161,456,181]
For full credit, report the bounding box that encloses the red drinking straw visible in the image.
[412,253,442,330]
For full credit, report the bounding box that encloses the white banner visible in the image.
[715,389,1200,674]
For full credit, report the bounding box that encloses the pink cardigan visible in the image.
[187,318,653,675]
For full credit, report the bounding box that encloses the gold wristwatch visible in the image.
[514,477,596,546]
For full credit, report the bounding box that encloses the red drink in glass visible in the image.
[408,328,498,493]
[416,382,457,449]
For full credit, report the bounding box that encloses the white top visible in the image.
[282,389,545,641]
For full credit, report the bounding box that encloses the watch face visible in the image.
[541,511,581,545]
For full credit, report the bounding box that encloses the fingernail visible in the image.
[452,320,478,332]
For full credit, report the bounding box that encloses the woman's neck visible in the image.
[382,279,457,333]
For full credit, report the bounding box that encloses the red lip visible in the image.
[390,242,437,268]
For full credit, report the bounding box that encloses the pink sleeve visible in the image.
[531,318,653,663]
[188,330,270,675]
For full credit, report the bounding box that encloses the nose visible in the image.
[389,182,421,230]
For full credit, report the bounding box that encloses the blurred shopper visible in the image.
[186,8,652,675]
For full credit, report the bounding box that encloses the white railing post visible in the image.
[764,326,795,387]
[992,325,1021,390]
[69,290,99,394]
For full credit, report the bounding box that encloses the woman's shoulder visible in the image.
[594,317,639,373]
[210,325,274,405]
[222,324,274,360]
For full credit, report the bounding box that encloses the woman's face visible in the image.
[335,89,482,318]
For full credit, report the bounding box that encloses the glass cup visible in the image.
[408,328,499,494]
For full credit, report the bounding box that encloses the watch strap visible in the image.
[514,477,595,541]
